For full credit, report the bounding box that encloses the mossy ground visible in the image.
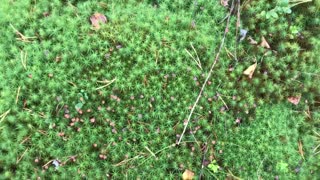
[0,0,319,179]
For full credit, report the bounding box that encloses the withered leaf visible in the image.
[298,140,305,159]
[182,169,195,180]
[248,36,258,45]
[90,13,107,30]
[260,36,270,49]
[243,62,257,79]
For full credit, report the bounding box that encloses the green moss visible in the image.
[0,0,319,179]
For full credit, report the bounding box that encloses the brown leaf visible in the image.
[90,13,107,30]
[220,0,229,7]
[243,62,257,79]
[287,95,301,105]
[298,140,305,159]
[182,169,194,180]
[260,36,270,49]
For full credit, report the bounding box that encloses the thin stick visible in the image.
[190,130,200,147]
[37,130,47,135]
[256,156,266,179]
[199,135,212,178]
[155,50,159,64]
[227,169,242,180]
[62,155,77,165]
[10,24,36,42]
[155,144,175,154]
[16,86,21,104]
[95,78,116,90]
[16,148,29,164]
[225,47,235,59]
[234,0,241,62]
[20,51,27,70]
[289,0,312,7]
[113,154,144,167]
[218,93,229,110]
[190,43,202,69]
[0,109,11,124]
[144,146,156,158]
[20,135,32,144]
[42,159,54,167]
[68,81,77,87]
[24,51,27,69]
[20,51,24,69]
[185,48,202,70]
[177,1,235,145]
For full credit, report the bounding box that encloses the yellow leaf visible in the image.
[248,36,258,45]
[243,62,257,79]
[182,169,194,180]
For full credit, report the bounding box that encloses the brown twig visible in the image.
[16,148,29,164]
[234,0,241,61]
[0,109,11,124]
[37,130,47,135]
[177,1,235,144]
[113,154,144,167]
[217,92,230,110]
[42,159,54,167]
[10,24,36,42]
[20,135,32,144]
[62,155,77,165]
[144,146,157,158]
[199,135,212,179]
[95,78,116,90]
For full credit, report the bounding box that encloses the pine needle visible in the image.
[0,109,11,124]
[16,86,21,104]
[95,78,116,90]
[16,148,29,164]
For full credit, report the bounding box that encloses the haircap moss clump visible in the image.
[0,0,319,179]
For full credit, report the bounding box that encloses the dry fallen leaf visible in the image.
[90,13,107,30]
[260,36,270,49]
[243,62,257,79]
[298,140,305,159]
[287,95,301,105]
[220,0,229,7]
[248,36,258,45]
[182,169,195,180]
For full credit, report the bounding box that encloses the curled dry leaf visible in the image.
[243,62,257,79]
[260,36,270,49]
[90,13,107,30]
[287,95,301,105]
[248,36,258,45]
[182,169,195,180]
[220,0,229,7]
